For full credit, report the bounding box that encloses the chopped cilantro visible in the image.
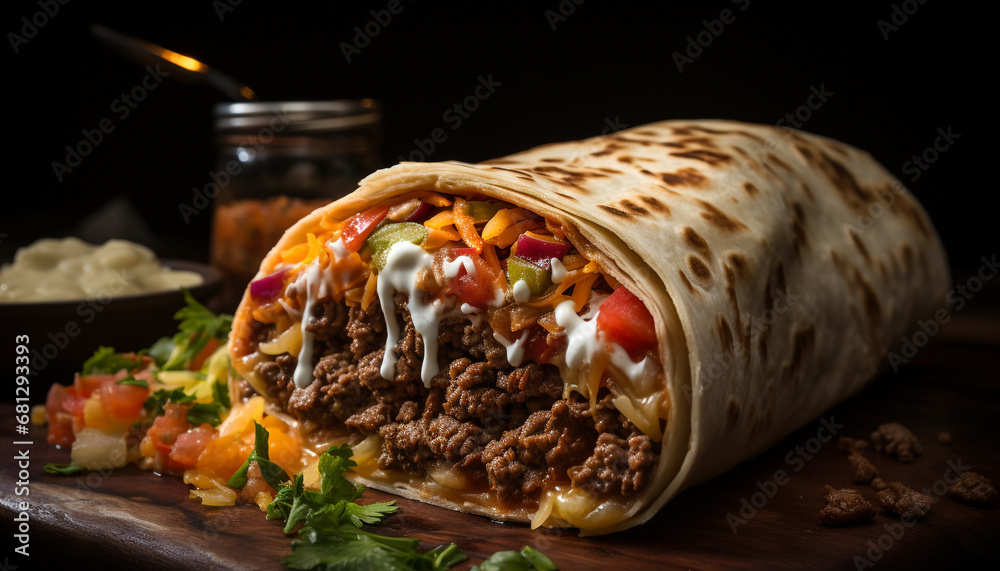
[44,462,86,476]
[259,429,468,570]
[227,420,291,491]
[186,403,224,427]
[116,376,148,388]
[143,388,194,420]
[81,346,142,375]
[159,290,232,371]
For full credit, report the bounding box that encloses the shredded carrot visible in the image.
[483,218,543,248]
[361,271,378,310]
[422,228,460,250]
[481,245,508,292]
[424,211,455,229]
[482,208,532,241]
[344,287,364,305]
[453,197,485,253]
[560,254,589,271]
[410,192,453,207]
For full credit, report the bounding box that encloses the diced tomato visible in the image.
[45,384,76,446]
[523,326,565,365]
[74,373,116,398]
[340,205,390,251]
[169,426,215,468]
[98,382,150,421]
[189,337,219,371]
[450,253,502,310]
[145,403,195,472]
[61,386,88,416]
[596,286,657,361]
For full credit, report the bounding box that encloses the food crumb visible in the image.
[948,472,997,506]
[937,431,952,444]
[847,451,879,484]
[836,436,868,454]
[31,404,47,426]
[870,477,887,491]
[870,422,923,462]
[875,481,933,520]
[818,485,877,525]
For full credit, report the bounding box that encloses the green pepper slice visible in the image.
[507,255,552,297]
[365,222,428,270]
[464,201,504,222]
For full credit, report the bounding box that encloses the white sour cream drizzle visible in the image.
[492,330,530,367]
[377,242,442,387]
[290,263,330,389]
[550,258,567,284]
[460,303,479,314]
[443,255,476,279]
[512,280,531,303]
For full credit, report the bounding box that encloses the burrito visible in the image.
[229,120,949,534]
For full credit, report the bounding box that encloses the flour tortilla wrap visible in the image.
[230,120,949,534]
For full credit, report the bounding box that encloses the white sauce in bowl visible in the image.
[0,237,203,303]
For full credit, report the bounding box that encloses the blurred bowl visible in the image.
[2,260,222,400]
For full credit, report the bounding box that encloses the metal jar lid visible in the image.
[213,99,381,134]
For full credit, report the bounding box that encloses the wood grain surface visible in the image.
[3,287,998,570]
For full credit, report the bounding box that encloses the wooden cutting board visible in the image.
[3,291,998,570]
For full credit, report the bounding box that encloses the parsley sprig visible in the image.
[241,426,468,570]
[153,290,232,371]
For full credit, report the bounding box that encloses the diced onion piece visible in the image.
[71,428,128,470]
[254,491,273,511]
[190,486,238,506]
[259,325,303,356]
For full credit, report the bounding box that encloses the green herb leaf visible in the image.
[471,546,558,571]
[116,376,149,388]
[147,336,176,367]
[82,346,142,376]
[227,421,290,490]
[186,403,223,427]
[143,388,195,420]
[160,290,233,371]
[271,442,466,570]
[44,462,86,476]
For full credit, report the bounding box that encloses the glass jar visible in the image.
[210,99,382,310]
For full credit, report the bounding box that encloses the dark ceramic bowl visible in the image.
[3,260,222,400]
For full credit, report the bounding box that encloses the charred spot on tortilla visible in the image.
[742,182,760,197]
[725,399,741,429]
[697,200,747,232]
[617,155,634,164]
[679,226,711,259]
[799,181,815,201]
[598,204,631,218]
[725,252,749,278]
[639,195,669,214]
[660,167,707,187]
[846,228,872,262]
[539,157,565,163]
[670,149,732,166]
[686,254,712,284]
[619,199,649,216]
[677,269,698,295]
[717,315,735,355]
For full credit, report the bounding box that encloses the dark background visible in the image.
[3,0,989,275]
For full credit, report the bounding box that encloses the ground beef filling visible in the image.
[253,293,659,503]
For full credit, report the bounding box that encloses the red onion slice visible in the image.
[250,268,288,301]
[514,233,571,267]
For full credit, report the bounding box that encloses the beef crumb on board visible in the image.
[836,436,879,483]
[818,485,878,525]
[948,472,997,506]
[872,480,933,520]
[870,422,923,462]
